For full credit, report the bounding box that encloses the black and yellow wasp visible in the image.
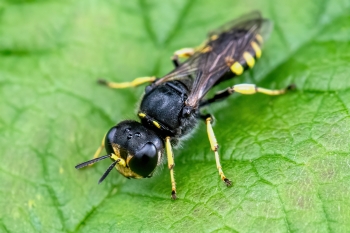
[75,12,294,199]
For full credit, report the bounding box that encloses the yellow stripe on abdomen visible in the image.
[230,62,244,75]
[251,41,262,59]
[256,34,263,44]
[243,52,255,68]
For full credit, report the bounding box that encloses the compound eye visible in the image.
[128,142,158,177]
[105,126,117,155]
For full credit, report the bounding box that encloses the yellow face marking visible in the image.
[111,153,126,167]
[116,162,143,178]
[110,145,143,178]
[251,41,262,59]
[138,112,146,118]
[243,52,255,68]
[256,34,263,44]
[111,153,118,160]
[126,155,133,167]
[230,62,244,75]
[153,121,161,129]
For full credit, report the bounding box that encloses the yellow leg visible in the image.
[172,48,195,67]
[165,136,177,200]
[206,117,232,186]
[98,76,156,89]
[231,83,295,96]
[92,135,105,161]
[173,48,195,59]
[200,84,295,107]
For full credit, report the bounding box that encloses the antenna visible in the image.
[98,159,119,184]
[75,154,112,169]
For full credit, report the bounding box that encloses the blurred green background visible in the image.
[1,0,350,232]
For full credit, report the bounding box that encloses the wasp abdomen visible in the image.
[227,35,263,76]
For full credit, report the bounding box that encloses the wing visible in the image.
[152,11,272,107]
[186,11,272,107]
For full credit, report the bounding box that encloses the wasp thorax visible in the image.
[105,120,164,178]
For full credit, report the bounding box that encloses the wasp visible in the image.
[75,11,294,199]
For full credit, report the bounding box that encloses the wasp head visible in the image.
[75,120,164,183]
[105,120,164,179]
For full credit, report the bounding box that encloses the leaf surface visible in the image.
[0,0,350,232]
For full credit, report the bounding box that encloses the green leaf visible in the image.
[1,0,350,232]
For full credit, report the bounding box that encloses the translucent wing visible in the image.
[153,11,272,107]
